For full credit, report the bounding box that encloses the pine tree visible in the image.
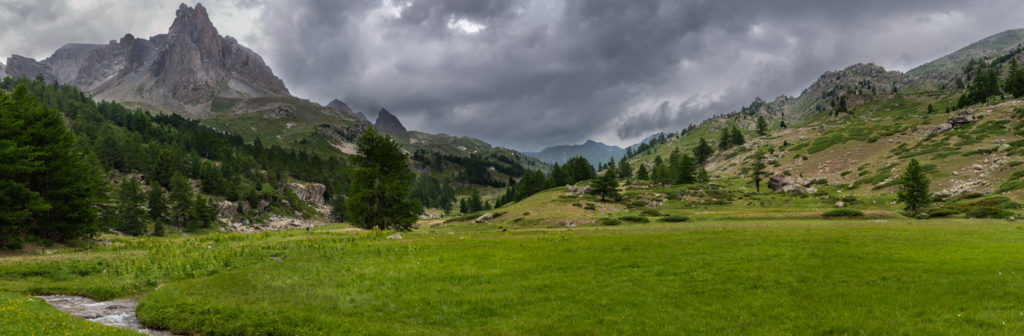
[115,178,147,236]
[147,180,167,222]
[1005,59,1024,98]
[459,198,468,214]
[926,104,934,114]
[749,152,767,193]
[468,189,484,213]
[897,159,931,216]
[693,137,714,164]
[346,129,422,231]
[718,128,731,150]
[756,115,769,136]
[677,154,696,184]
[636,164,649,180]
[168,172,195,229]
[835,96,848,115]
[696,167,710,184]
[617,158,632,179]
[550,163,568,186]
[729,126,745,146]
[329,194,346,222]
[589,167,620,202]
[780,120,787,128]
[0,84,106,242]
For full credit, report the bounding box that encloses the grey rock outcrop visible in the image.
[286,182,327,206]
[768,174,812,193]
[328,98,368,121]
[932,110,977,134]
[3,3,289,114]
[374,108,408,138]
[4,55,57,83]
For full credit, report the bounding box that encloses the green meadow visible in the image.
[3,211,1024,335]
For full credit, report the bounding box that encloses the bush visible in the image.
[822,209,865,218]
[840,196,858,204]
[628,200,648,208]
[926,208,959,218]
[966,207,1015,219]
[583,203,596,210]
[599,218,621,226]
[641,209,661,217]
[619,215,650,223]
[660,215,689,222]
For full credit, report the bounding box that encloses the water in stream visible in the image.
[37,295,177,335]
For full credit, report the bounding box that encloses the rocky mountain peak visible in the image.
[374,108,408,138]
[327,99,368,121]
[169,3,218,44]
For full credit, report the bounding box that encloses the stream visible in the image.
[37,295,178,335]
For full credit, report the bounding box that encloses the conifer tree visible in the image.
[718,128,731,150]
[617,158,632,179]
[115,178,147,236]
[677,154,697,184]
[346,129,422,231]
[749,152,767,193]
[729,126,745,146]
[780,120,787,128]
[590,167,620,202]
[1005,59,1024,98]
[329,194,346,222]
[636,164,649,180]
[897,159,931,216]
[696,167,710,184]
[168,173,195,229]
[756,115,769,136]
[693,137,714,164]
[468,189,484,213]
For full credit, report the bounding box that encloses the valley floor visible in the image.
[3,215,1024,335]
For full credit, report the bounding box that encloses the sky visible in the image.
[2,0,1024,151]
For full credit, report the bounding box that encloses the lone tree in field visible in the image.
[756,116,769,136]
[897,159,931,216]
[749,152,767,193]
[346,128,423,231]
[590,167,620,202]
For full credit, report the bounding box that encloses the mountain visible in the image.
[4,4,289,116]
[374,108,408,138]
[327,99,367,121]
[527,140,625,166]
[0,3,549,195]
[619,28,1024,201]
[908,29,1024,81]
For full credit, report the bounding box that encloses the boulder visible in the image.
[768,174,812,193]
[567,185,591,196]
[930,122,953,135]
[835,201,845,208]
[473,213,494,224]
[947,110,976,127]
[387,233,403,240]
[286,182,327,206]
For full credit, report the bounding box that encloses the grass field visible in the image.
[4,216,1024,335]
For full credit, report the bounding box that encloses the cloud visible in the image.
[2,0,1024,151]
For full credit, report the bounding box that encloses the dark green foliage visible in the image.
[329,194,346,222]
[660,215,689,222]
[168,173,195,229]
[674,153,697,184]
[147,180,167,223]
[965,207,1015,219]
[729,126,745,147]
[693,137,714,164]
[640,209,661,217]
[635,164,649,180]
[1004,59,1024,98]
[345,129,422,231]
[550,163,568,186]
[590,168,620,202]
[822,209,865,218]
[749,152,767,193]
[718,128,731,150]
[617,158,632,179]
[696,167,710,184]
[926,208,959,218]
[780,120,787,128]
[468,189,484,213]
[114,178,147,236]
[834,96,848,115]
[958,65,1000,108]
[756,116,769,136]
[619,215,649,223]
[0,84,107,243]
[897,159,931,216]
[599,218,621,226]
[408,175,455,209]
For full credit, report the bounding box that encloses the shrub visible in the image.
[966,207,1015,219]
[619,215,649,223]
[628,200,648,208]
[660,215,689,222]
[926,208,959,218]
[572,203,582,208]
[599,218,621,226]
[1008,161,1024,167]
[583,203,596,210]
[822,209,865,218]
[641,209,661,217]
[840,196,858,204]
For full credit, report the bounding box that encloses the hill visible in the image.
[526,140,625,166]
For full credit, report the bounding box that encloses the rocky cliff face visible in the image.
[328,98,368,121]
[374,108,408,138]
[3,3,289,116]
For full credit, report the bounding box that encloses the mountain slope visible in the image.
[526,140,625,166]
[908,29,1024,80]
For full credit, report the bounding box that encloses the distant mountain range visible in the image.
[526,140,625,166]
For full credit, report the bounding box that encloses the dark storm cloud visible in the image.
[3,0,1024,150]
